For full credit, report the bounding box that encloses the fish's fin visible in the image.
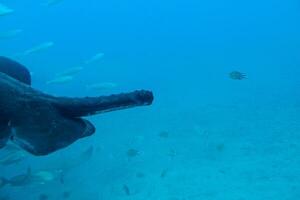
[0,56,31,85]
[10,102,95,156]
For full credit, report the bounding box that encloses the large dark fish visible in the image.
[0,56,153,156]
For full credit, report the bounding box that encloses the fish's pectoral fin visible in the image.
[10,106,95,156]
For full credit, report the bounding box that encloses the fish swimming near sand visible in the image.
[0,145,27,166]
[0,167,61,188]
[0,56,153,156]
[0,168,32,188]
[39,146,94,184]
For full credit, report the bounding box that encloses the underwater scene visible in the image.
[0,0,300,199]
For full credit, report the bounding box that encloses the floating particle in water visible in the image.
[160,168,169,178]
[229,71,246,80]
[0,3,14,16]
[167,149,177,158]
[216,143,225,152]
[169,197,181,200]
[127,148,139,158]
[0,195,10,200]
[159,131,169,139]
[38,194,48,200]
[62,191,71,199]
[123,184,130,196]
[136,172,145,178]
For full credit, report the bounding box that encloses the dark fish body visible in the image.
[229,71,246,80]
[0,56,154,156]
[0,56,31,85]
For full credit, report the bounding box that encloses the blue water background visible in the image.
[0,0,300,199]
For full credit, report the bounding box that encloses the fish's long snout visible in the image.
[54,90,154,117]
[131,90,154,106]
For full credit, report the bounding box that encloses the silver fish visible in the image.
[56,66,84,77]
[0,29,23,39]
[0,151,26,166]
[84,52,104,65]
[22,42,54,56]
[0,4,14,16]
[0,168,61,188]
[47,75,73,84]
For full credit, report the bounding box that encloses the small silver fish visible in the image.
[0,4,14,16]
[0,29,23,39]
[5,168,32,187]
[0,151,26,166]
[1,168,61,188]
[84,52,104,65]
[0,145,27,166]
[126,148,139,158]
[47,75,73,84]
[160,168,169,178]
[56,66,84,77]
[31,170,56,184]
[22,42,54,56]
[38,194,48,200]
[43,146,94,173]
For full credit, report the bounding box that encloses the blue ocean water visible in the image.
[0,0,300,199]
